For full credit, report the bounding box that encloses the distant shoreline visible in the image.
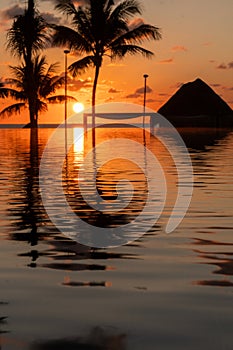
[0,123,151,129]
[0,113,232,129]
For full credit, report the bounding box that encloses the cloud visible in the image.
[107,63,127,67]
[216,61,233,70]
[67,77,92,91]
[0,61,11,67]
[125,85,153,99]
[0,5,61,26]
[108,88,121,93]
[210,83,233,91]
[171,45,187,52]
[221,86,233,91]
[210,83,233,92]
[105,97,115,102]
[210,83,221,88]
[0,5,24,20]
[128,17,144,30]
[41,12,61,25]
[125,93,140,99]
[73,0,90,6]
[203,42,213,47]
[158,58,174,64]
[135,86,153,94]
[170,82,183,89]
[158,93,169,97]
[217,63,227,69]
[145,98,156,103]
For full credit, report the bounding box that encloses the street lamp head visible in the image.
[64,49,70,54]
[143,74,149,79]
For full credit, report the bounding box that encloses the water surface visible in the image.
[0,127,232,350]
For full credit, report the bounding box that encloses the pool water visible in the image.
[0,127,232,350]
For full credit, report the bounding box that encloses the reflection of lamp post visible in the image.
[64,49,70,142]
[143,74,148,128]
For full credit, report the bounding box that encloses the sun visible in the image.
[73,102,85,113]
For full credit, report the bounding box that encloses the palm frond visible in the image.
[0,88,12,99]
[46,62,60,76]
[109,0,142,23]
[89,0,107,39]
[6,16,27,58]
[54,0,77,17]
[33,55,47,77]
[110,24,162,47]
[52,25,93,53]
[0,87,25,100]
[37,100,48,113]
[9,65,25,81]
[111,44,154,59]
[68,56,94,77]
[104,0,115,16]
[6,13,51,59]
[1,52,77,121]
[0,103,26,118]
[47,95,77,103]
[5,78,24,90]
[28,15,52,53]
[40,76,64,98]
[72,8,94,46]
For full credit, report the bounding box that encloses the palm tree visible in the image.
[52,0,162,125]
[0,55,75,120]
[6,0,51,127]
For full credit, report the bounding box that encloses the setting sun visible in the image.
[73,102,85,114]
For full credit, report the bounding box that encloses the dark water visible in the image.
[0,127,233,350]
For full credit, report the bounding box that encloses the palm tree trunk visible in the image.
[29,103,38,128]
[27,64,37,128]
[92,64,100,146]
[27,0,37,129]
[28,0,35,14]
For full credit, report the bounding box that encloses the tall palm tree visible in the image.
[53,0,162,124]
[6,0,51,127]
[0,55,75,120]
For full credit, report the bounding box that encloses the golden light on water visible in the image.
[73,102,85,113]
[73,128,84,154]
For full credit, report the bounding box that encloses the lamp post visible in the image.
[64,50,70,126]
[143,74,149,128]
[64,49,70,151]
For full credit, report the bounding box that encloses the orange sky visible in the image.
[0,0,232,124]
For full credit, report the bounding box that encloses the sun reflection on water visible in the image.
[73,127,84,154]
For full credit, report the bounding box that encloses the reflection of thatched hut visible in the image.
[158,78,233,127]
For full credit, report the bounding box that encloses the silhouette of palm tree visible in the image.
[0,55,75,120]
[52,0,161,126]
[6,0,51,127]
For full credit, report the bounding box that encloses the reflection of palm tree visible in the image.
[8,128,41,246]
[0,56,74,120]
[6,0,51,128]
[192,238,233,288]
[30,326,127,349]
[0,302,8,339]
[53,0,161,125]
